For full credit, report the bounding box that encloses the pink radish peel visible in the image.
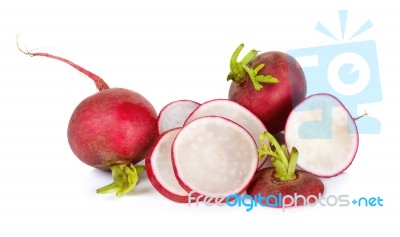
[19,43,158,196]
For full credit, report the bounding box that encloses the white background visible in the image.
[1,1,399,236]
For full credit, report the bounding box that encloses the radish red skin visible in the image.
[18,45,159,170]
[229,51,307,134]
[19,44,159,196]
[246,167,324,207]
[68,88,158,170]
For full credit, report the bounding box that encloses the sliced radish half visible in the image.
[146,128,188,203]
[285,93,359,177]
[173,116,258,200]
[184,99,268,169]
[158,100,200,134]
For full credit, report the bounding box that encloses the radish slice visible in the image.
[146,128,188,203]
[173,116,258,200]
[285,93,359,177]
[184,99,268,169]
[158,100,200,134]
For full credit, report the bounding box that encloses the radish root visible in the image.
[17,35,110,91]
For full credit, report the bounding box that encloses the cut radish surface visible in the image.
[285,93,359,177]
[158,100,200,134]
[184,99,268,169]
[146,128,188,203]
[173,116,258,199]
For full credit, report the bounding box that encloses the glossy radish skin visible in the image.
[228,44,307,134]
[21,47,158,196]
[158,100,199,134]
[173,116,258,201]
[184,99,268,169]
[247,167,324,207]
[68,88,158,169]
[285,93,359,177]
[146,128,188,203]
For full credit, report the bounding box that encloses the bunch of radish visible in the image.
[21,41,360,208]
[148,44,360,207]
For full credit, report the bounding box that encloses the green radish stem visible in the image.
[227,44,279,90]
[17,38,110,91]
[258,131,298,181]
[97,164,145,197]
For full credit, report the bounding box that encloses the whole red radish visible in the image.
[246,132,324,209]
[19,45,158,196]
[227,44,307,134]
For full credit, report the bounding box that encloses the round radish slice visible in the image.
[146,128,188,203]
[173,116,258,200]
[184,99,268,169]
[285,93,359,177]
[158,100,200,134]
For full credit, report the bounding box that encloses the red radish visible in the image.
[173,116,258,201]
[19,46,158,196]
[284,93,359,177]
[146,128,188,203]
[246,132,324,208]
[184,99,268,169]
[158,100,200,134]
[227,44,307,134]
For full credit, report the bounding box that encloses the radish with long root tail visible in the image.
[18,41,159,197]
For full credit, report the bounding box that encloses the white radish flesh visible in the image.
[158,100,200,134]
[184,99,268,169]
[146,128,188,203]
[285,93,359,177]
[173,116,258,198]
